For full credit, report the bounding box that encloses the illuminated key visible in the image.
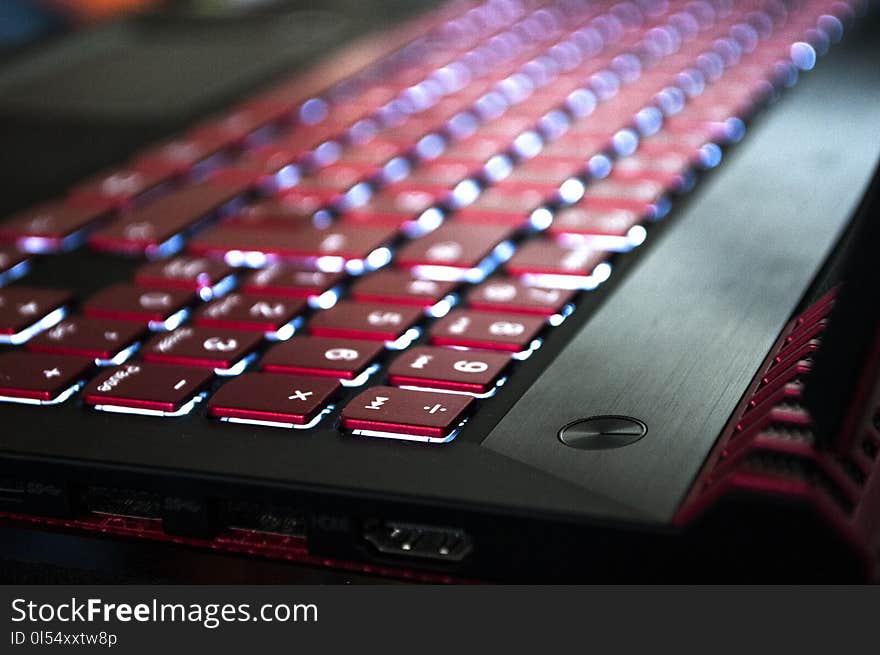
[0,352,92,403]
[27,317,146,363]
[261,336,384,380]
[429,309,545,352]
[208,373,339,427]
[341,386,473,440]
[83,362,214,414]
[387,346,510,394]
[142,326,262,373]
[0,287,72,344]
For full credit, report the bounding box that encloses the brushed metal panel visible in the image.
[482,39,880,523]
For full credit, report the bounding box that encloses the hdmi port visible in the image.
[363,521,473,562]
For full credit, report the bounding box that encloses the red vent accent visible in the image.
[675,288,880,576]
[0,511,473,584]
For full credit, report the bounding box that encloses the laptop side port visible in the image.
[363,520,473,562]
[221,499,306,538]
[82,486,163,520]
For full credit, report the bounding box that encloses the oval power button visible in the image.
[558,416,647,450]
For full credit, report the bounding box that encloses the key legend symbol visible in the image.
[288,390,314,401]
[366,396,389,410]
[423,403,447,414]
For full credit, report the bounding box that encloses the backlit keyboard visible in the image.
[0,0,862,443]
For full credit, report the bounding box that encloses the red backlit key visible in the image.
[501,156,589,185]
[83,362,213,413]
[350,271,458,306]
[464,183,551,215]
[188,224,396,266]
[142,326,262,371]
[0,352,92,402]
[194,294,306,333]
[188,103,289,145]
[341,386,473,439]
[505,240,609,279]
[429,309,545,352]
[440,134,509,161]
[308,301,423,342]
[239,265,345,298]
[339,138,406,165]
[344,184,448,225]
[223,199,319,230]
[0,201,112,251]
[466,279,575,315]
[82,284,194,327]
[0,287,72,342]
[27,317,145,361]
[298,162,379,190]
[134,256,236,293]
[133,133,234,175]
[261,336,384,380]
[403,159,483,186]
[87,173,256,255]
[547,204,646,237]
[387,345,510,393]
[395,223,513,272]
[67,166,177,210]
[208,373,339,426]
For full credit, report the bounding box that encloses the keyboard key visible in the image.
[297,162,379,190]
[395,223,514,275]
[27,317,146,362]
[239,265,345,298]
[339,138,406,165]
[83,362,214,413]
[0,352,93,402]
[0,287,72,343]
[505,240,610,284]
[208,373,339,426]
[387,346,510,393]
[350,271,458,306]
[500,155,587,185]
[344,184,448,226]
[402,159,483,186]
[188,224,396,269]
[0,201,113,252]
[429,309,545,352]
[0,247,29,285]
[132,133,234,175]
[341,386,473,440]
[261,336,384,380]
[308,301,423,342]
[67,165,178,210]
[88,173,257,255]
[134,256,236,295]
[193,293,306,334]
[82,284,194,329]
[546,203,647,239]
[188,103,290,145]
[463,183,552,215]
[223,199,320,230]
[466,279,575,315]
[440,134,509,161]
[141,326,262,372]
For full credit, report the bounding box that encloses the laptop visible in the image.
[1,0,879,582]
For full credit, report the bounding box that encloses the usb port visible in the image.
[363,520,472,562]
